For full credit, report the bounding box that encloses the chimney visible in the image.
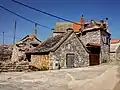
[105,18,109,32]
[80,15,85,31]
[100,20,104,28]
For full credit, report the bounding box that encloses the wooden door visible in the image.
[66,54,74,68]
[89,54,99,66]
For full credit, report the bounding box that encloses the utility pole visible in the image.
[34,23,37,37]
[13,20,16,44]
[2,32,4,61]
[3,32,4,46]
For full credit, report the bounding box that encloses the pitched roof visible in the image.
[83,25,100,31]
[29,31,73,53]
[54,22,73,33]
[20,35,29,41]
[54,21,109,34]
[111,39,120,44]
[29,31,90,54]
[16,35,41,45]
[32,35,64,53]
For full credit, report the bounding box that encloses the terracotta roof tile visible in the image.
[86,43,101,47]
[111,40,120,44]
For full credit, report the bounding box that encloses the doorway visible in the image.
[89,54,100,66]
[86,45,100,66]
[66,54,74,68]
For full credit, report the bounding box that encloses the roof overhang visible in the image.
[86,43,101,47]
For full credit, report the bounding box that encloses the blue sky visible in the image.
[0,0,120,44]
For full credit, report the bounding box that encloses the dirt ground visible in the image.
[0,65,120,90]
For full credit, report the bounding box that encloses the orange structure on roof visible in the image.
[73,23,81,32]
[73,15,85,33]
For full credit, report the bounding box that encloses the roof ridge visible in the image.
[50,31,74,52]
[74,33,90,53]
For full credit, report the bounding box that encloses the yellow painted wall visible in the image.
[30,55,49,70]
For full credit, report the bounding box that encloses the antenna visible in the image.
[2,32,4,61]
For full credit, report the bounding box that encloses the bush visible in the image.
[40,66,49,71]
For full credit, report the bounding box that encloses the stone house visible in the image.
[11,34,41,62]
[110,40,120,62]
[28,16,111,70]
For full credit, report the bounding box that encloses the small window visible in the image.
[32,44,39,47]
[102,36,109,44]
[106,37,110,45]
[55,63,58,66]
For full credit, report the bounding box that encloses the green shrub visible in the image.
[40,66,49,71]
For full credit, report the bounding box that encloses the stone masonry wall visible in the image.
[100,30,110,63]
[79,30,110,64]
[11,36,41,62]
[110,53,116,62]
[116,45,120,61]
[50,32,89,69]
[80,30,101,64]
[0,61,30,72]
[80,30,101,45]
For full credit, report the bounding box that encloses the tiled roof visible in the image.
[86,42,101,47]
[83,25,100,31]
[110,39,120,52]
[29,31,74,53]
[31,35,64,53]
[54,21,109,33]
[111,40,120,44]
[28,31,90,54]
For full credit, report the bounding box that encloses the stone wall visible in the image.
[110,53,116,62]
[116,45,120,61]
[100,30,110,63]
[79,30,110,64]
[0,45,12,62]
[0,61,30,72]
[11,35,41,62]
[80,30,101,45]
[50,32,89,69]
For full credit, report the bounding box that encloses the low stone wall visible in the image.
[0,61,30,72]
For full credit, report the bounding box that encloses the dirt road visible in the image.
[0,65,119,90]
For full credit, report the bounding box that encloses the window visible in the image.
[102,36,110,45]
[55,63,58,66]
[106,37,110,45]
